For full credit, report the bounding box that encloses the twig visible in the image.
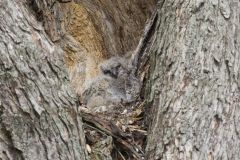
[131,9,158,75]
[79,107,142,159]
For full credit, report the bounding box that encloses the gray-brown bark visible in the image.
[144,0,240,159]
[78,0,157,56]
[1,0,239,160]
[0,1,87,159]
[0,0,156,160]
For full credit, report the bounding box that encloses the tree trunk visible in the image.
[0,0,156,159]
[144,0,240,159]
[0,1,87,159]
[1,0,240,160]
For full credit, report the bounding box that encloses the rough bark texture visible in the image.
[0,1,87,159]
[1,0,239,160]
[0,0,156,160]
[144,0,240,159]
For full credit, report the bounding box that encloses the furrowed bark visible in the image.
[0,1,87,159]
[144,0,240,159]
[1,0,239,160]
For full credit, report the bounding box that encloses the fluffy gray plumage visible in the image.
[82,56,141,110]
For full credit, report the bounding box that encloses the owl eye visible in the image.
[101,68,117,79]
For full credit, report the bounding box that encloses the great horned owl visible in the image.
[100,57,129,79]
[82,56,141,110]
[100,57,141,103]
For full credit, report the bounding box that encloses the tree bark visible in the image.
[77,0,157,56]
[0,1,87,159]
[144,0,240,159]
[1,0,240,160]
[0,0,156,160]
